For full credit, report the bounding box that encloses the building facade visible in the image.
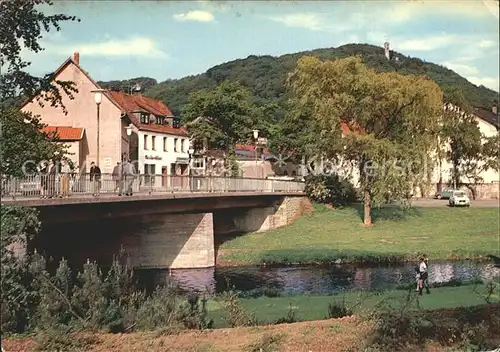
[21,52,189,177]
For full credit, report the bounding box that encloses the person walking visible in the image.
[59,159,71,198]
[122,159,137,196]
[90,162,102,197]
[112,161,122,195]
[422,255,430,294]
[416,256,427,296]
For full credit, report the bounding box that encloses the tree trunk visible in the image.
[465,184,477,200]
[363,188,372,226]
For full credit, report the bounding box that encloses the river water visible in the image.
[137,260,500,296]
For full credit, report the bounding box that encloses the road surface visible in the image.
[411,198,499,208]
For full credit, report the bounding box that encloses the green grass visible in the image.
[206,284,499,328]
[218,205,499,265]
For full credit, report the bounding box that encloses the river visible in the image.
[136,260,500,296]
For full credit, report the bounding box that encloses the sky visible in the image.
[20,0,500,92]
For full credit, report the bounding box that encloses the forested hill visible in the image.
[101,44,499,116]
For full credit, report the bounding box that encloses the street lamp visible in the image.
[125,124,134,136]
[252,129,260,179]
[91,89,106,166]
[188,147,195,191]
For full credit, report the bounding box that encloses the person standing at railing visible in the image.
[122,159,137,196]
[46,159,57,198]
[112,162,122,196]
[38,161,48,199]
[59,159,71,198]
[90,162,102,197]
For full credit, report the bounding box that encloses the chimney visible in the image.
[493,104,498,115]
[73,52,80,65]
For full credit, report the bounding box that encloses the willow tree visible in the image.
[288,56,443,225]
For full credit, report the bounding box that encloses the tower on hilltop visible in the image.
[384,42,391,61]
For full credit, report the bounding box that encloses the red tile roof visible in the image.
[107,91,188,137]
[236,143,270,154]
[41,126,84,141]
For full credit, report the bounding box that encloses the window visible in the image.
[163,137,168,151]
[155,116,164,125]
[172,117,180,128]
[151,136,156,150]
[140,113,150,124]
[193,158,204,168]
[143,135,148,150]
[174,138,178,152]
[181,139,185,153]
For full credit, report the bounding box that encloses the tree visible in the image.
[441,88,499,199]
[182,81,259,149]
[181,81,260,175]
[0,109,67,177]
[460,135,500,199]
[0,0,80,111]
[288,56,443,225]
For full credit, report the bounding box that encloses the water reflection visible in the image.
[136,261,500,296]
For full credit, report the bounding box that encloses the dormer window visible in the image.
[172,117,180,128]
[140,113,150,124]
[155,116,165,125]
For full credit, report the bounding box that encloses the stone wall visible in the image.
[215,196,312,234]
[418,183,499,199]
[122,212,214,269]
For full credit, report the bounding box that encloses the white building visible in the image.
[106,91,191,181]
[433,104,499,186]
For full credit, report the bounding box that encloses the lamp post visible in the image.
[188,147,194,191]
[91,89,106,166]
[253,129,259,179]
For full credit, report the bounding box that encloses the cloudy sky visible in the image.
[22,0,500,91]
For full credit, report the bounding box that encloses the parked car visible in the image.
[434,188,460,199]
[449,190,470,207]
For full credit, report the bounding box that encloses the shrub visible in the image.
[1,205,41,334]
[274,301,298,324]
[304,174,358,205]
[217,288,258,327]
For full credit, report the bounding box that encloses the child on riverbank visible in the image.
[415,263,422,292]
[416,256,428,295]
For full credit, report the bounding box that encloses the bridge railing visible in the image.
[0,173,305,199]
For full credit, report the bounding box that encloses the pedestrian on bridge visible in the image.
[90,162,102,197]
[122,159,137,196]
[112,162,122,195]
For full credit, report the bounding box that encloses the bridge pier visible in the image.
[122,212,215,269]
[214,196,312,234]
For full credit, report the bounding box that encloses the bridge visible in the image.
[2,174,310,270]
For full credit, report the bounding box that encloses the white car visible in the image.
[449,190,470,207]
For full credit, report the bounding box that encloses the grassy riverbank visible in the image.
[217,204,499,266]
[4,286,499,351]
[206,283,499,328]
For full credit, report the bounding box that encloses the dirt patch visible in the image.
[4,305,499,352]
[2,318,369,352]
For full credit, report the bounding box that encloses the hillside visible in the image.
[100,44,499,116]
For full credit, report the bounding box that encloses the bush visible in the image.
[304,174,358,205]
[274,301,298,324]
[217,288,258,327]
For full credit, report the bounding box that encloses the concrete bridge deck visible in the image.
[1,190,305,208]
